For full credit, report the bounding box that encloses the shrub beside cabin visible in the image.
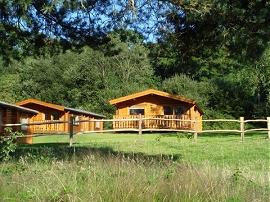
[109,89,203,131]
[0,101,38,144]
[16,99,105,135]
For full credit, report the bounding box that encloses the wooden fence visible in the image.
[1,116,269,146]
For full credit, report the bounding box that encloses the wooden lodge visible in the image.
[109,89,204,131]
[15,99,105,135]
[0,101,38,144]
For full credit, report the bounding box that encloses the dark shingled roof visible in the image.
[0,101,38,114]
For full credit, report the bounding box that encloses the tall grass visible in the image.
[0,132,269,201]
[0,151,268,202]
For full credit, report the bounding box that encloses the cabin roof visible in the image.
[16,99,106,118]
[16,99,64,111]
[109,89,204,114]
[0,101,38,114]
[65,107,106,118]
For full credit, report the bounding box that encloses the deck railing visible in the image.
[32,120,62,133]
[112,115,191,130]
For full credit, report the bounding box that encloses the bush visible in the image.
[0,127,23,161]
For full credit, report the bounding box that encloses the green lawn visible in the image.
[31,132,269,169]
[1,132,268,202]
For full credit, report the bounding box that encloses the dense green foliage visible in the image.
[0,0,269,120]
[0,128,22,161]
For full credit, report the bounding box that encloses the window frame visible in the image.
[163,105,185,115]
[129,107,145,115]
[73,115,80,126]
[21,116,28,131]
[52,112,60,120]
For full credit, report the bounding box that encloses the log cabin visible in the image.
[109,89,204,131]
[15,99,105,134]
[0,101,38,144]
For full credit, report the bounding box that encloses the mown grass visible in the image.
[33,132,269,169]
[0,132,269,201]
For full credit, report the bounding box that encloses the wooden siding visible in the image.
[1,108,18,134]
[25,103,67,133]
[0,108,35,144]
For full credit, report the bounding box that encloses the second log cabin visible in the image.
[16,99,105,134]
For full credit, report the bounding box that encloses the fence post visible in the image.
[194,116,198,143]
[138,114,142,142]
[240,117,244,142]
[69,116,74,147]
[267,117,270,140]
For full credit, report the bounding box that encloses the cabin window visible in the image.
[129,108,145,115]
[73,116,80,125]
[95,121,100,129]
[163,106,173,115]
[21,117,28,131]
[163,106,185,115]
[44,112,60,120]
[174,106,185,115]
[44,113,51,120]
[52,112,60,120]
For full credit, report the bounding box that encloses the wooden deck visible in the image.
[27,115,192,133]
[29,119,102,133]
[112,115,192,130]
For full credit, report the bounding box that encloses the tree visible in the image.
[209,67,263,119]
[1,0,269,79]
[92,32,159,115]
[0,74,18,103]
[150,0,270,80]
[161,74,214,113]
[105,32,157,87]
[254,42,270,117]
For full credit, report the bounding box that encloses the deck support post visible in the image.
[240,117,245,142]
[69,116,74,147]
[138,114,142,142]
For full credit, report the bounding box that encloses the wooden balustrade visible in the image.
[112,115,191,130]
[32,120,62,133]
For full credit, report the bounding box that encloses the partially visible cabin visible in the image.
[16,99,105,134]
[0,101,38,144]
[109,89,204,131]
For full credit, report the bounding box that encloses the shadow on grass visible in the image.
[12,142,181,163]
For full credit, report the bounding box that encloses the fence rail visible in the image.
[1,117,269,146]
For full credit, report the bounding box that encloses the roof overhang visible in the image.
[16,99,106,118]
[16,99,64,111]
[65,107,106,118]
[0,101,38,114]
[109,89,204,115]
